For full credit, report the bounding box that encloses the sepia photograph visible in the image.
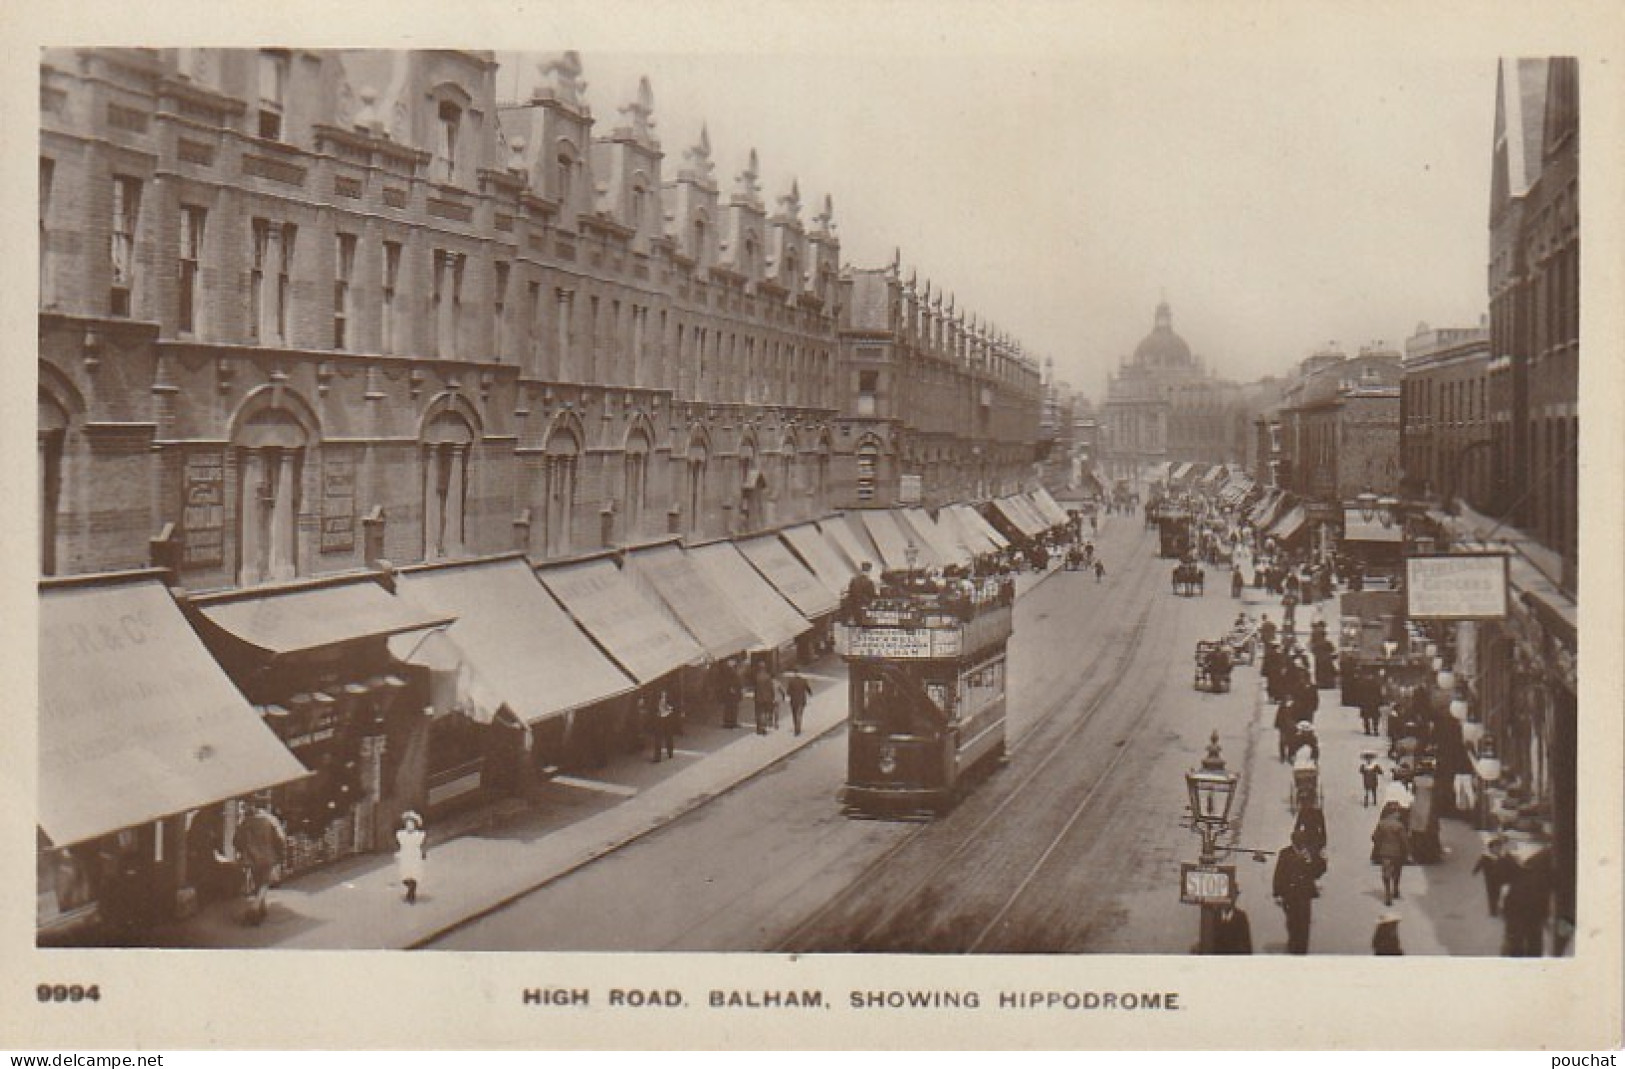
[8,0,1623,1051]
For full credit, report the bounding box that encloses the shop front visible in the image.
[39,573,309,944]
[538,555,708,746]
[185,576,451,878]
[393,555,636,799]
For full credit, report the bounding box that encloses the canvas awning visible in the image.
[821,516,883,575]
[1019,493,1057,532]
[1201,466,1228,488]
[781,522,859,591]
[1031,487,1071,527]
[957,504,1010,549]
[395,558,635,725]
[899,508,971,568]
[1249,490,1284,528]
[40,577,310,848]
[1171,462,1194,484]
[687,542,810,650]
[1269,506,1309,543]
[537,558,706,683]
[991,497,1044,539]
[624,543,757,661]
[194,579,453,658]
[933,506,989,558]
[736,534,839,618]
[856,509,933,571]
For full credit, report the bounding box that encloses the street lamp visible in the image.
[1184,730,1239,954]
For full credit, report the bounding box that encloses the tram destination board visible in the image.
[840,625,964,660]
[1179,863,1236,905]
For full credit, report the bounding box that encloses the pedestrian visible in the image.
[769,673,785,730]
[1359,751,1384,808]
[1273,701,1297,763]
[1213,895,1254,954]
[1230,566,1243,599]
[1273,831,1321,954]
[1372,910,1404,955]
[1293,803,1329,871]
[1358,686,1382,737]
[1472,832,1508,918]
[752,665,775,735]
[651,689,678,761]
[1282,589,1298,634]
[714,660,739,729]
[395,811,427,905]
[843,562,877,623]
[232,799,287,926]
[1500,833,1554,957]
[1259,613,1277,649]
[1093,559,1106,582]
[785,667,812,736]
[1370,802,1410,906]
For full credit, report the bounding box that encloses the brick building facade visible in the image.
[38,48,867,587]
[1400,322,1493,508]
[836,266,1042,509]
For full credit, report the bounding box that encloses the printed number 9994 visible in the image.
[37,984,100,1002]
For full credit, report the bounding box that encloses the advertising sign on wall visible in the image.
[321,454,356,554]
[182,451,225,568]
[1406,553,1510,619]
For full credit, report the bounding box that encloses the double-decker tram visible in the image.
[836,579,1014,817]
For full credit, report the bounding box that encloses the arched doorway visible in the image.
[235,409,309,586]
[422,411,474,560]
[544,425,580,557]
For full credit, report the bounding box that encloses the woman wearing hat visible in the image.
[396,811,427,905]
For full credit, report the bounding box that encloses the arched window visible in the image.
[555,143,578,211]
[423,412,474,560]
[235,409,308,586]
[544,427,580,556]
[856,438,881,503]
[39,393,68,576]
[436,101,461,185]
[691,216,708,270]
[685,434,709,537]
[623,431,651,537]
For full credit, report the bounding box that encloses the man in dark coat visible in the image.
[752,664,775,735]
[233,801,287,926]
[1500,837,1554,957]
[843,563,877,623]
[1213,897,1253,954]
[785,668,813,736]
[1273,832,1321,954]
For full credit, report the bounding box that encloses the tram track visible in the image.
[774,527,1168,953]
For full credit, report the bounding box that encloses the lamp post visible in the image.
[1184,730,1239,954]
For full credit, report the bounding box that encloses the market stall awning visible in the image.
[624,543,757,661]
[1170,462,1194,484]
[957,504,1010,550]
[822,515,883,574]
[1269,505,1308,543]
[687,542,810,650]
[781,522,859,592]
[194,578,454,658]
[537,558,706,683]
[40,577,310,848]
[395,557,634,725]
[899,508,971,568]
[1148,461,1172,484]
[1201,465,1228,488]
[736,534,839,618]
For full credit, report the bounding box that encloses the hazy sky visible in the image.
[497,14,1501,398]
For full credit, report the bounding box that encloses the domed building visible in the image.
[1100,299,1247,488]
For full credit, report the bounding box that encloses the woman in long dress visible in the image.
[396,811,427,904]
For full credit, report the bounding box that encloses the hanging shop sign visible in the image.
[182,452,226,569]
[1406,553,1510,620]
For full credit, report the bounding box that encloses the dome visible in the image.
[1133,300,1193,368]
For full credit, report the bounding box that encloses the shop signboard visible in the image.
[1179,862,1236,905]
[182,451,225,568]
[1407,553,1509,619]
[321,454,356,554]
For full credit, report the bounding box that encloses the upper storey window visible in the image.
[110,176,142,318]
[435,101,461,185]
[257,50,288,141]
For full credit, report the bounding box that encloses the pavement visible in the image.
[147,561,1067,950]
[1226,585,1505,956]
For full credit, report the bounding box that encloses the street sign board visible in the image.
[1406,553,1510,619]
[1179,862,1236,905]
